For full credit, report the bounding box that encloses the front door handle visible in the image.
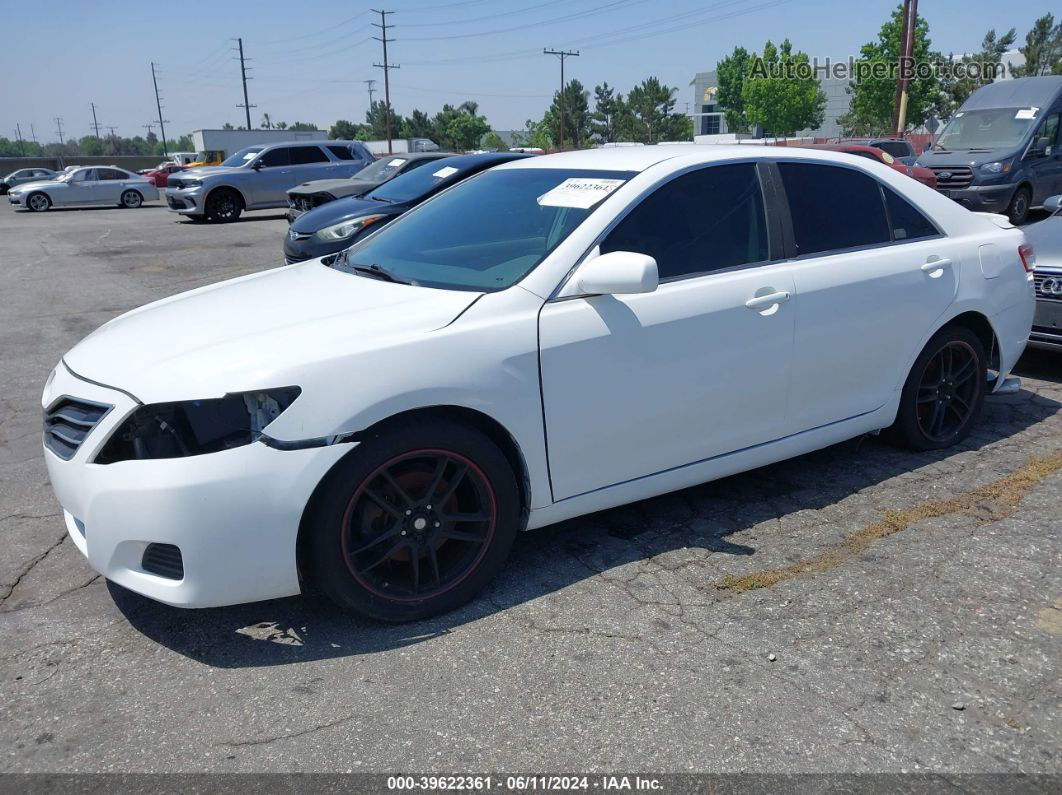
[921,257,952,273]
[745,291,791,311]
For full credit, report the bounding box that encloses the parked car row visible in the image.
[7,166,158,211]
[41,143,1038,622]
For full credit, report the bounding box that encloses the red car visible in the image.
[802,144,937,189]
[142,162,186,188]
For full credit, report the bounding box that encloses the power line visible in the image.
[235,37,256,130]
[90,103,102,138]
[543,49,578,149]
[400,0,570,28]
[372,9,400,152]
[401,0,641,41]
[151,62,170,156]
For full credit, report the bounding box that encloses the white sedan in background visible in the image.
[9,166,158,211]
[42,146,1034,622]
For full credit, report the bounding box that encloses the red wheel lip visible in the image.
[340,448,497,604]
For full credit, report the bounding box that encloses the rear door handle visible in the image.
[921,257,952,272]
[745,291,791,310]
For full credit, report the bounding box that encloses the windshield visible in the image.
[935,108,1038,151]
[335,168,634,292]
[354,156,412,182]
[365,160,470,203]
[55,171,76,182]
[221,146,264,167]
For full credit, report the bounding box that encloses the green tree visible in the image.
[590,82,624,143]
[287,121,317,131]
[480,131,508,151]
[79,135,104,156]
[550,78,591,148]
[222,122,235,130]
[623,77,687,143]
[1009,14,1062,76]
[743,39,826,137]
[329,119,368,139]
[935,28,1016,118]
[260,113,273,129]
[840,4,938,135]
[274,121,288,130]
[430,102,490,151]
[402,109,434,139]
[512,113,555,150]
[715,46,752,133]
[366,101,403,139]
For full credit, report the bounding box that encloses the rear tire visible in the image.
[307,418,521,622]
[205,188,243,223]
[885,325,986,451]
[1006,186,1031,225]
[27,192,51,212]
[119,190,143,208]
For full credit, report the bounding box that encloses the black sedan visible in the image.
[283,152,531,263]
[285,151,452,223]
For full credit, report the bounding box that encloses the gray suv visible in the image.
[165,140,373,222]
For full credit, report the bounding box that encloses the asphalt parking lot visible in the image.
[1,199,1060,774]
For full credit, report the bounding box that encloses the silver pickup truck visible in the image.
[165,140,373,222]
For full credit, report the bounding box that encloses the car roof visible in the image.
[960,75,1062,110]
[493,144,905,173]
[799,143,884,155]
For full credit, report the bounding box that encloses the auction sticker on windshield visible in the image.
[433,166,459,178]
[538,178,625,209]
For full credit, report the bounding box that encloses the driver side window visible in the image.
[258,147,291,168]
[73,169,97,182]
[600,163,770,281]
[1036,113,1059,149]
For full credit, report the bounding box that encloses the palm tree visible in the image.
[260,113,273,129]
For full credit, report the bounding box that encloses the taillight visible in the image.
[1018,243,1035,273]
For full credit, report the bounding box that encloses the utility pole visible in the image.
[14,124,25,156]
[235,38,255,130]
[143,123,156,139]
[90,103,102,138]
[372,9,399,153]
[30,124,38,144]
[105,126,119,137]
[891,0,917,136]
[543,48,579,150]
[151,62,170,156]
[363,78,377,109]
[54,117,65,146]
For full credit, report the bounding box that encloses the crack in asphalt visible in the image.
[216,713,361,747]
[0,532,67,605]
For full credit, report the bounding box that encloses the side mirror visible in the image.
[251,160,263,170]
[1044,194,1062,215]
[566,250,658,297]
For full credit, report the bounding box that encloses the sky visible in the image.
[1,0,1050,144]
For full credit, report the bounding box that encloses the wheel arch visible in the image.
[204,183,248,211]
[294,404,532,586]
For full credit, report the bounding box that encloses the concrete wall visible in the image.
[0,155,167,174]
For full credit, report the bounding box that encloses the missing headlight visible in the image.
[94,387,301,464]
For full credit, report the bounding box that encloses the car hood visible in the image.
[291,195,403,233]
[63,260,481,404]
[290,178,381,199]
[174,166,239,179]
[914,148,1019,168]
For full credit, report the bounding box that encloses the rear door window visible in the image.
[882,185,939,241]
[290,146,329,165]
[326,144,355,160]
[778,162,890,256]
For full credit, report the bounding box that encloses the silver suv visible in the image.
[165,140,373,222]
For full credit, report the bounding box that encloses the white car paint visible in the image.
[8,166,159,208]
[42,145,1035,609]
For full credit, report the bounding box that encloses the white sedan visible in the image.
[9,166,158,211]
[42,146,1034,621]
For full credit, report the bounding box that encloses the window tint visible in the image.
[259,147,291,168]
[290,146,329,165]
[778,162,890,255]
[874,140,911,157]
[882,185,938,241]
[326,144,355,160]
[1036,113,1059,147]
[600,163,768,280]
[99,168,127,180]
[73,169,96,182]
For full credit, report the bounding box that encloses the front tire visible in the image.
[119,189,143,208]
[886,325,986,451]
[307,418,521,622]
[1006,186,1031,225]
[27,192,51,212]
[205,188,243,223]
